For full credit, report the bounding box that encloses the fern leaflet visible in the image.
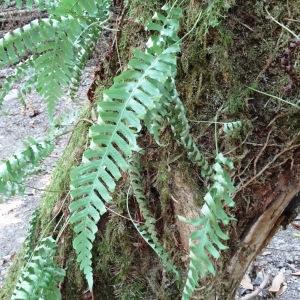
[129,155,179,279]
[181,153,235,300]
[0,137,54,196]
[12,237,65,300]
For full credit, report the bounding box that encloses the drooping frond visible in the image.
[129,155,179,278]
[165,80,213,177]
[0,0,111,113]
[69,5,182,289]
[24,210,39,261]
[69,24,102,99]
[0,137,54,196]
[181,153,235,300]
[12,237,65,300]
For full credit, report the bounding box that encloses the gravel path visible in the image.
[0,66,94,287]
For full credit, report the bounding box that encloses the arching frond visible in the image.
[0,0,111,113]
[129,155,179,278]
[12,237,65,300]
[181,153,235,300]
[69,5,182,289]
[0,138,54,196]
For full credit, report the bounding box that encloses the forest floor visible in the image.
[0,68,299,299]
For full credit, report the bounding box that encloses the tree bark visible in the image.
[2,0,300,299]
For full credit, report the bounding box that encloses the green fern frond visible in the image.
[0,0,111,113]
[0,137,54,196]
[69,5,182,289]
[223,121,243,135]
[24,210,39,261]
[129,155,179,278]
[165,80,213,177]
[69,25,102,99]
[69,43,180,289]
[181,153,235,300]
[12,236,65,300]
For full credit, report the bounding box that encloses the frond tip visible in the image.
[129,155,179,279]
[181,153,235,300]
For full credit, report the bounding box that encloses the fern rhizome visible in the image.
[0,1,238,299]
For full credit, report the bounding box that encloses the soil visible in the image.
[0,65,95,288]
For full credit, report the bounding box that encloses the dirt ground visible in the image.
[0,70,299,299]
[0,65,95,288]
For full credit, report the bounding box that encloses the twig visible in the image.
[253,129,273,175]
[248,87,300,109]
[240,274,270,300]
[237,143,300,192]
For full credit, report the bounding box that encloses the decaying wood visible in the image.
[171,170,201,251]
[222,163,300,299]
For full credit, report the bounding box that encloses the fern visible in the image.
[69,5,182,289]
[0,0,111,113]
[165,80,213,177]
[0,137,54,196]
[181,153,235,300]
[223,121,243,135]
[12,236,65,300]
[24,210,39,261]
[129,155,179,278]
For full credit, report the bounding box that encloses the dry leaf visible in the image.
[241,274,254,290]
[269,269,285,293]
[276,282,287,297]
[292,271,300,276]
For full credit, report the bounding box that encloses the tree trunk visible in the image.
[2,0,300,299]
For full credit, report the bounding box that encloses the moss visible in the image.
[0,107,92,300]
[127,0,162,24]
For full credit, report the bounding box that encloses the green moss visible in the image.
[127,0,162,24]
[38,107,91,232]
[0,107,92,300]
[0,248,26,300]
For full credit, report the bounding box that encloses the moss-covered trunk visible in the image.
[2,0,300,299]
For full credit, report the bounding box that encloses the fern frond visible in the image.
[129,155,179,278]
[12,236,65,300]
[69,25,102,99]
[181,153,235,300]
[69,43,180,289]
[69,5,182,289]
[0,137,54,196]
[24,210,39,261]
[0,1,111,113]
[223,121,243,135]
[165,80,213,177]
